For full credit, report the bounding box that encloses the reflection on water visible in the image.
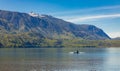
[0,47,120,71]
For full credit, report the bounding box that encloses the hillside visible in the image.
[0,10,111,47]
[0,10,110,39]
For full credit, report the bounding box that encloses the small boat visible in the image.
[74,50,79,54]
[69,50,85,54]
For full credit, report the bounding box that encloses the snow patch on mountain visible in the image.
[28,12,45,18]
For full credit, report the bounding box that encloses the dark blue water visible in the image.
[0,47,120,71]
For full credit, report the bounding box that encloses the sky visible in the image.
[0,0,120,38]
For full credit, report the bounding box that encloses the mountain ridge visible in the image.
[0,10,110,40]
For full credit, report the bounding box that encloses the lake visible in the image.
[0,47,120,71]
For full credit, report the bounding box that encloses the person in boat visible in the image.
[74,50,79,54]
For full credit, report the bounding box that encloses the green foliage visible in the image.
[0,33,120,48]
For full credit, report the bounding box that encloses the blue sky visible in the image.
[0,0,120,38]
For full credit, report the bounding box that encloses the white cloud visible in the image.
[52,5,120,15]
[107,32,120,38]
[66,14,120,23]
[53,5,120,23]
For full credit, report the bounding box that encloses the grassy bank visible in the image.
[0,35,120,48]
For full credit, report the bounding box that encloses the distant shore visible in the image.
[0,39,120,48]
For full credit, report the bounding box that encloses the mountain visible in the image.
[112,37,120,40]
[0,10,110,40]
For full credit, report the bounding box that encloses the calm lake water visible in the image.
[0,47,120,71]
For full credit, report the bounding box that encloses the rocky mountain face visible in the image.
[0,10,110,40]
